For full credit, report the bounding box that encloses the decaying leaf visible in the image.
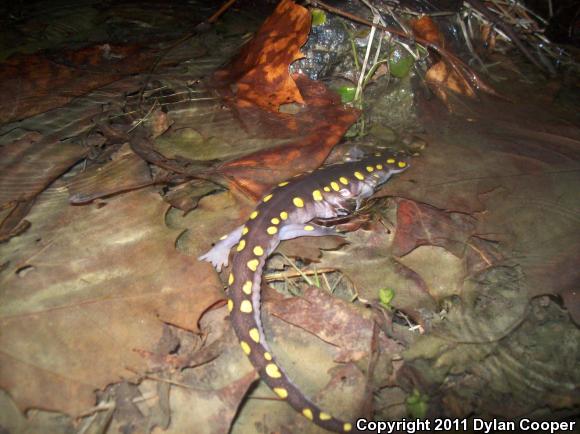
[0,44,161,124]
[410,16,445,47]
[393,199,477,258]
[425,61,476,104]
[0,131,87,207]
[215,73,359,200]
[67,144,153,204]
[401,297,580,419]
[0,186,222,415]
[204,0,359,199]
[214,0,310,111]
[269,286,403,363]
[318,211,437,320]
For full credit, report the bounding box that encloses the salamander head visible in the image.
[365,151,410,187]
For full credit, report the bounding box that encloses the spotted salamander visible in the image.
[199,151,410,433]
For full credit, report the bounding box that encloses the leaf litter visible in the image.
[0,0,579,432]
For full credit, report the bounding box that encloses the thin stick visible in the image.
[206,0,238,24]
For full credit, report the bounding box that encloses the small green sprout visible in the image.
[406,388,429,418]
[311,9,326,27]
[338,86,356,103]
[379,287,395,309]
[388,49,415,78]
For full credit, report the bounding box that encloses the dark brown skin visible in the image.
[200,151,410,432]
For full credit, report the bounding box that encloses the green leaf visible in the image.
[389,49,415,78]
[338,86,356,103]
[379,287,395,307]
[311,9,326,27]
[406,389,429,418]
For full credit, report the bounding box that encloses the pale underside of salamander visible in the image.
[199,151,410,433]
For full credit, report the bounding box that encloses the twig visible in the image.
[463,0,552,74]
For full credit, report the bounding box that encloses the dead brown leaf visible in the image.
[269,286,403,363]
[0,186,222,415]
[318,215,437,319]
[0,44,161,124]
[215,0,309,111]
[0,131,87,207]
[216,74,360,199]
[67,144,153,204]
[393,199,477,258]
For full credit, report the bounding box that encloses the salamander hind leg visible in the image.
[198,225,245,272]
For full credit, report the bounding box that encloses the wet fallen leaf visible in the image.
[425,61,476,104]
[318,211,437,320]
[0,44,161,124]
[393,199,477,258]
[0,186,222,415]
[277,234,346,262]
[216,74,359,199]
[269,286,403,363]
[67,144,153,204]
[410,16,445,47]
[215,0,309,111]
[201,0,359,198]
[0,131,87,207]
[398,245,465,300]
[402,298,580,419]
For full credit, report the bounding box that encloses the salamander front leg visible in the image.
[278,222,342,241]
[198,225,244,271]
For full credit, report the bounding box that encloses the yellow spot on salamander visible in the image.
[344,423,352,432]
[253,246,264,256]
[236,239,246,252]
[330,181,340,191]
[220,234,228,240]
[320,412,331,421]
[398,161,407,168]
[242,281,252,294]
[249,211,258,219]
[228,273,234,285]
[366,166,374,172]
[312,190,323,201]
[293,197,304,208]
[264,352,272,360]
[304,225,314,231]
[240,300,253,313]
[240,341,251,355]
[227,299,233,312]
[242,226,249,235]
[249,328,260,343]
[354,171,364,180]
[273,388,288,399]
[387,158,395,164]
[339,176,349,185]
[247,259,259,271]
[265,363,282,378]
[323,186,331,192]
[302,408,314,420]
[376,164,383,170]
[263,194,273,202]
[280,211,288,220]
[271,217,280,225]
[267,226,278,235]
[278,181,289,187]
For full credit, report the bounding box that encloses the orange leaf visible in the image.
[207,1,359,200]
[215,0,310,111]
[410,16,445,47]
[218,75,359,198]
